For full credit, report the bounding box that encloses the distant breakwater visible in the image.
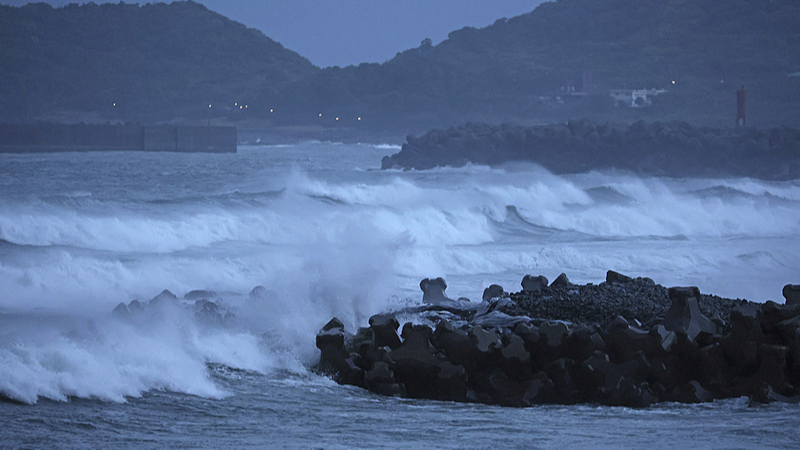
[381,120,800,180]
[316,273,800,408]
[0,123,236,153]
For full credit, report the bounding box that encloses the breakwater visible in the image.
[0,123,236,153]
[316,273,800,407]
[381,120,800,180]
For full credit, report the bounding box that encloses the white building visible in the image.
[610,88,667,107]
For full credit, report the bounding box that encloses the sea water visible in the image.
[1,142,799,448]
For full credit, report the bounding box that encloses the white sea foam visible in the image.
[0,311,233,404]
[2,145,799,404]
[0,244,397,403]
[372,143,402,150]
[2,166,798,307]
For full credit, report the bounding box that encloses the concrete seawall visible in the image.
[0,124,237,153]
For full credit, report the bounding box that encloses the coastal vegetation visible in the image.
[0,1,317,123]
[1,0,799,131]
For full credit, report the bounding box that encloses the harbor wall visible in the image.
[0,124,236,153]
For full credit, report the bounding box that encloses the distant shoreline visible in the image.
[0,123,237,154]
[236,125,406,147]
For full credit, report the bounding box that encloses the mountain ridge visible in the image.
[0,1,318,122]
[2,0,799,131]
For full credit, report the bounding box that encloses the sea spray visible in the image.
[1,143,799,405]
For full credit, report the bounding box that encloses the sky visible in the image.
[3,0,546,67]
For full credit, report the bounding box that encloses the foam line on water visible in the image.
[0,292,358,404]
[2,155,800,404]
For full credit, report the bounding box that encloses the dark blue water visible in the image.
[4,369,800,448]
[2,142,800,447]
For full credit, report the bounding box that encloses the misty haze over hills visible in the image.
[1,0,799,132]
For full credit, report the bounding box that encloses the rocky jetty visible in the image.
[380,120,800,180]
[315,272,800,407]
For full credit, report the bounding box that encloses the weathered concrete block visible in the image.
[544,358,580,403]
[566,325,607,362]
[482,368,515,402]
[606,378,658,407]
[388,323,440,371]
[750,384,800,405]
[513,322,541,346]
[501,334,531,374]
[756,344,790,392]
[521,274,549,292]
[606,270,632,284]
[316,326,345,349]
[650,325,677,353]
[783,284,800,305]
[436,361,469,402]
[550,273,572,287]
[433,320,474,364]
[606,316,654,360]
[469,326,503,354]
[321,317,345,332]
[369,313,402,350]
[665,287,717,342]
[352,327,376,360]
[674,380,714,403]
[482,284,505,302]
[539,321,570,347]
[420,277,450,304]
[580,351,648,395]
[365,361,395,390]
[720,334,758,375]
[759,301,800,334]
[521,378,551,406]
[694,343,729,396]
[501,333,529,360]
[372,382,406,398]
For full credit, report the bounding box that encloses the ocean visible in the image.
[1,142,799,448]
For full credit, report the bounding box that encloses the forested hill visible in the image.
[0,1,318,122]
[1,0,799,130]
[294,0,800,130]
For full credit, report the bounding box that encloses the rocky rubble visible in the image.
[315,272,800,407]
[380,120,800,180]
[512,271,747,331]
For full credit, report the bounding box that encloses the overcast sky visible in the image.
[3,0,546,67]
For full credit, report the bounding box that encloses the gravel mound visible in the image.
[510,277,752,330]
